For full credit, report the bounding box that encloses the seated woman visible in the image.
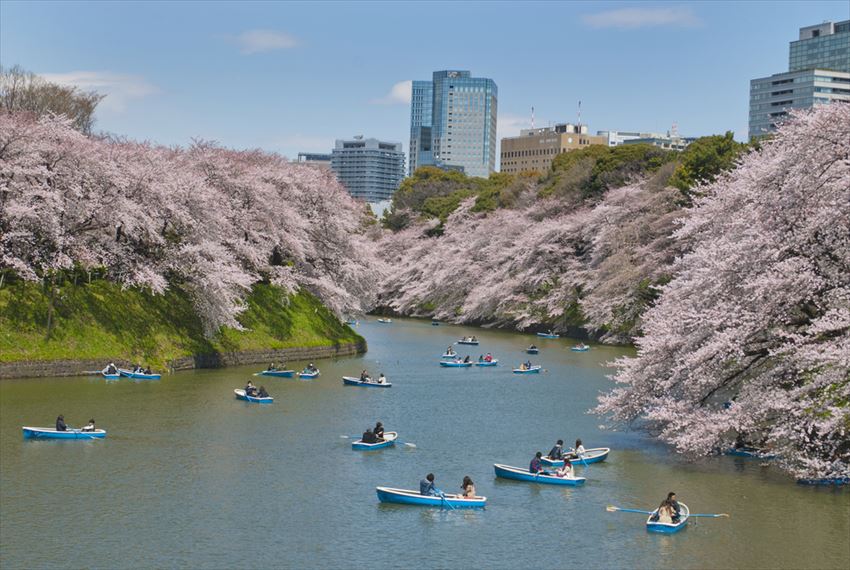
[267,362,277,371]
[245,381,258,397]
[81,419,96,432]
[257,386,269,398]
[377,373,387,384]
[654,500,675,524]
[461,476,476,498]
[478,355,484,362]
[144,367,152,375]
[555,461,574,478]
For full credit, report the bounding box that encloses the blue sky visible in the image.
[2,1,847,165]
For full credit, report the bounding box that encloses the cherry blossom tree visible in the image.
[596,104,850,479]
[0,112,380,335]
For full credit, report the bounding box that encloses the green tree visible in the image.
[669,132,747,195]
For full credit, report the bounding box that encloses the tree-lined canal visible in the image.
[1,319,848,569]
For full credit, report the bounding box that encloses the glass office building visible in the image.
[749,20,850,139]
[331,137,405,203]
[408,70,498,178]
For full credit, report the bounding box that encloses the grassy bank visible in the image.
[0,279,362,367]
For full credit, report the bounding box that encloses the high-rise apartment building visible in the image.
[330,137,405,203]
[500,124,606,174]
[749,20,850,139]
[409,70,498,178]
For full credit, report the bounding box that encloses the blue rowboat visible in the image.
[342,376,392,388]
[118,369,161,380]
[440,360,473,367]
[537,332,559,339]
[431,321,440,326]
[725,447,776,459]
[457,339,479,345]
[526,347,539,354]
[571,345,590,352]
[376,487,486,509]
[512,365,542,374]
[377,318,393,323]
[797,477,850,486]
[258,369,295,378]
[352,431,398,450]
[344,319,358,325]
[102,372,120,380]
[234,388,273,404]
[493,464,586,486]
[23,427,106,440]
[541,447,610,467]
[441,352,458,359]
[646,503,690,533]
[298,369,320,379]
[475,359,499,367]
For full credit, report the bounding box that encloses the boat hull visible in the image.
[493,464,586,486]
[352,432,398,450]
[725,447,776,459]
[526,349,539,354]
[537,333,559,339]
[475,360,498,366]
[440,361,472,367]
[376,487,486,509]
[570,347,590,352]
[102,373,120,380]
[258,370,295,378]
[234,389,273,403]
[117,369,161,380]
[23,427,106,439]
[457,340,479,345]
[541,448,610,467]
[797,477,850,486]
[512,366,542,374]
[646,504,690,533]
[298,370,320,379]
[342,376,392,388]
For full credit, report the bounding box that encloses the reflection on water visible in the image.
[1,318,848,569]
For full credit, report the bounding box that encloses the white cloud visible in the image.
[582,7,699,29]
[230,29,298,54]
[371,80,412,105]
[41,71,158,113]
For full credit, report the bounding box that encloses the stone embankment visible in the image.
[0,340,367,379]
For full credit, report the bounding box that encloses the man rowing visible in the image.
[548,439,565,461]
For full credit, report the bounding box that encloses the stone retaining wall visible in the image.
[0,340,367,380]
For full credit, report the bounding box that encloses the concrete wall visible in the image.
[0,340,367,380]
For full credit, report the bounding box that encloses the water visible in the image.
[1,319,848,569]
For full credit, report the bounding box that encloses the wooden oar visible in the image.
[606,505,654,515]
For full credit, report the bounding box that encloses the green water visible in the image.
[1,319,848,569]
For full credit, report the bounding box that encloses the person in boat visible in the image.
[56,415,67,432]
[530,451,545,474]
[257,386,269,398]
[463,355,471,363]
[478,354,484,362]
[667,492,682,522]
[548,439,565,461]
[420,473,437,496]
[81,418,96,432]
[555,460,574,478]
[472,336,478,342]
[519,363,527,371]
[377,373,387,384]
[361,428,378,444]
[144,366,152,375]
[373,422,385,440]
[529,345,537,350]
[525,360,533,368]
[569,439,586,459]
[267,363,277,371]
[652,499,676,524]
[360,369,371,382]
[446,345,455,355]
[308,363,316,373]
[484,353,493,362]
[461,476,476,498]
[245,381,258,397]
[105,363,117,374]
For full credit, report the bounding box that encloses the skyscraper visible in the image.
[749,20,850,139]
[409,70,498,178]
[331,137,405,203]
